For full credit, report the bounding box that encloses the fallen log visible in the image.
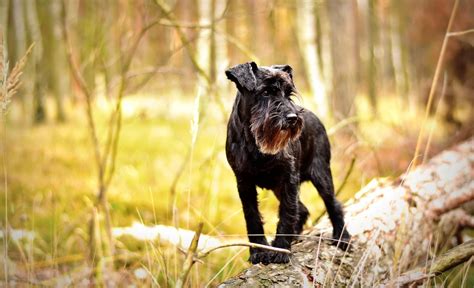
[219,138,474,287]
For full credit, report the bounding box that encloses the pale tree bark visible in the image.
[8,0,28,115]
[327,0,358,120]
[45,0,66,122]
[196,0,228,113]
[219,137,474,287]
[11,0,26,63]
[24,0,46,124]
[0,0,9,52]
[197,0,212,90]
[295,0,328,118]
[212,0,228,97]
[380,0,396,92]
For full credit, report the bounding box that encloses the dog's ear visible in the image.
[272,64,293,80]
[225,62,258,92]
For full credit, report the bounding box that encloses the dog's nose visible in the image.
[286,113,298,125]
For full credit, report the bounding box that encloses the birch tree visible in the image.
[296,0,328,118]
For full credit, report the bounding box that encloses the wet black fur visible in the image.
[225,62,350,265]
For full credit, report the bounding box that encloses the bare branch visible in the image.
[156,1,229,30]
[199,243,291,259]
[153,0,211,84]
[60,0,103,181]
[336,157,356,195]
[447,28,474,37]
[176,223,204,288]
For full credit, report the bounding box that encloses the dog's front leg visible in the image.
[267,181,299,264]
[236,178,270,264]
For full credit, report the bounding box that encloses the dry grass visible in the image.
[0,43,34,113]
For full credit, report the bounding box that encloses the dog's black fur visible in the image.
[225,62,350,265]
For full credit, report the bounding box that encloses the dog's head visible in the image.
[226,62,304,155]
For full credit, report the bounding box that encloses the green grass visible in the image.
[0,91,467,286]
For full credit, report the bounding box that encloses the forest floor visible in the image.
[0,92,471,286]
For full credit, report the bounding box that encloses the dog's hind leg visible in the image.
[296,200,309,235]
[310,159,351,250]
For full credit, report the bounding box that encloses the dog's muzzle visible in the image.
[286,113,298,126]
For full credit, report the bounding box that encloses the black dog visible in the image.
[225,62,350,264]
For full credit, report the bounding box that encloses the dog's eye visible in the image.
[262,89,272,97]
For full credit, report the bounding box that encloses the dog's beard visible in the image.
[250,109,302,155]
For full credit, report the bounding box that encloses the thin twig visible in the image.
[176,223,204,288]
[153,0,210,84]
[447,28,474,37]
[422,72,448,164]
[156,5,228,30]
[199,242,291,258]
[327,116,364,136]
[336,157,356,195]
[60,0,103,183]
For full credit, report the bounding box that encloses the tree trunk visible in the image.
[219,137,474,287]
[0,0,9,49]
[380,0,396,92]
[24,0,46,124]
[40,0,66,122]
[367,0,378,114]
[391,0,411,109]
[327,0,358,120]
[295,0,328,118]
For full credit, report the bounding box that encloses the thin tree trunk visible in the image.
[24,0,46,124]
[367,0,378,114]
[392,0,411,109]
[380,0,395,91]
[0,0,8,48]
[219,137,474,287]
[314,4,325,79]
[197,0,212,88]
[45,0,66,122]
[212,0,228,97]
[327,0,358,120]
[296,0,328,118]
[9,0,28,118]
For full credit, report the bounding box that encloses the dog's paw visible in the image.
[332,229,352,251]
[267,251,291,264]
[249,251,290,265]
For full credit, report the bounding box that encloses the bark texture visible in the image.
[219,137,474,287]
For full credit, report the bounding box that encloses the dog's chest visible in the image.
[253,169,286,189]
[245,152,294,189]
